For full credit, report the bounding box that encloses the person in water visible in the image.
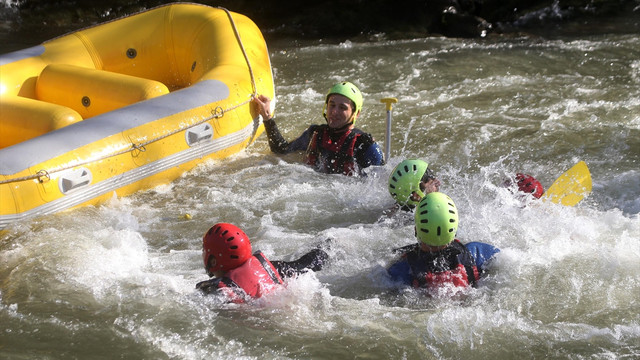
[515,173,544,199]
[503,173,545,199]
[386,159,441,214]
[253,81,385,176]
[196,223,329,303]
[387,192,499,293]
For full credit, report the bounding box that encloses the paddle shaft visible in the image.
[380,98,398,162]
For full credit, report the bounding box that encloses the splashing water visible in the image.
[2,34,639,359]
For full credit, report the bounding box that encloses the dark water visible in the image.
[1,7,639,360]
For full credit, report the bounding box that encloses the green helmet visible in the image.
[414,192,459,247]
[323,81,363,124]
[388,159,429,207]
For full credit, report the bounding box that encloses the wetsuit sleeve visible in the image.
[196,277,248,303]
[354,133,385,168]
[465,242,500,272]
[387,259,412,285]
[263,118,313,154]
[271,248,329,279]
[195,278,222,294]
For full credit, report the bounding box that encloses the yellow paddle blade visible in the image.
[542,161,592,206]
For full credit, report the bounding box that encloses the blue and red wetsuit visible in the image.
[263,120,384,176]
[387,240,500,289]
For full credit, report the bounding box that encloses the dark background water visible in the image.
[2,0,640,43]
[1,1,639,359]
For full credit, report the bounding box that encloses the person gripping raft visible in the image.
[253,82,384,176]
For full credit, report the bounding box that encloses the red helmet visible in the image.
[202,223,252,276]
[515,173,544,199]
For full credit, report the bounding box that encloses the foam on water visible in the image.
[2,155,639,357]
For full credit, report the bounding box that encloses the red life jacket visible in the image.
[405,240,480,290]
[216,251,284,303]
[304,125,361,176]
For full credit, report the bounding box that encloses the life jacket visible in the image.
[304,125,362,176]
[215,251,284,303]
[405,240,479,290]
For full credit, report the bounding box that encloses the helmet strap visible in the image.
[328,121,354,134]
[419,242,449,252]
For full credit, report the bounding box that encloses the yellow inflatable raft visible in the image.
[0,3,274,230]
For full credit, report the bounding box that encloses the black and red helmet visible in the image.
[515,173,544,199]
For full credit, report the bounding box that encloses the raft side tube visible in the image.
[36,63,170,118]
[0,96,83,149]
